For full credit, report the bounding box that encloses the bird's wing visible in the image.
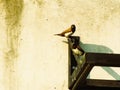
[61,27,71,35]
[77,45,85,55]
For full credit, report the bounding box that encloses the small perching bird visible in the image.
[69,36,85,56]
[54,24,76,38]
[55,24,85,56]
[72,43,84,56]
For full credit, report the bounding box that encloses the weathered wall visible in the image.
[0,0,120,90]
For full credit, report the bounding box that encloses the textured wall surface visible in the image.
[0,0,120,90]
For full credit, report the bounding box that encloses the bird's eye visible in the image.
[71,24,76,29]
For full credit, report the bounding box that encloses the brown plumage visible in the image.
[55,24,76,37]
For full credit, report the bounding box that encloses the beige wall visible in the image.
[0,0,120,90]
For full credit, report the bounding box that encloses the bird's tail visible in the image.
[54,33,65,37]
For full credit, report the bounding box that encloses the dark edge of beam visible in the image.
[68,36,80,89]
[86,53,120,67]
[86,79,120,88]
[69,62,88,89]
[71,64,94,90]
[68,38,72,89]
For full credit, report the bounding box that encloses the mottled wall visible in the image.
[0,0,23,90]
[0,0,120,90]
[4,0,23,90]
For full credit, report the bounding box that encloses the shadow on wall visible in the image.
[79,41,120,80]
[80,41,113,54]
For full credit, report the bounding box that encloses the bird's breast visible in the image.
[72,48,83,55]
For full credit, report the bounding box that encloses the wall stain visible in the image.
[56,0,63,7]
[3,0,23,90]
[35,0,44,8]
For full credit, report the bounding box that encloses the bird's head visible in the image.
[71,24,76,33]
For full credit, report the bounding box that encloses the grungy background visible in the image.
[0,0,120,90]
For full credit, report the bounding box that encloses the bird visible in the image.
[54,24,76,38]
[69,36,84,56]
[72,43,84,56]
